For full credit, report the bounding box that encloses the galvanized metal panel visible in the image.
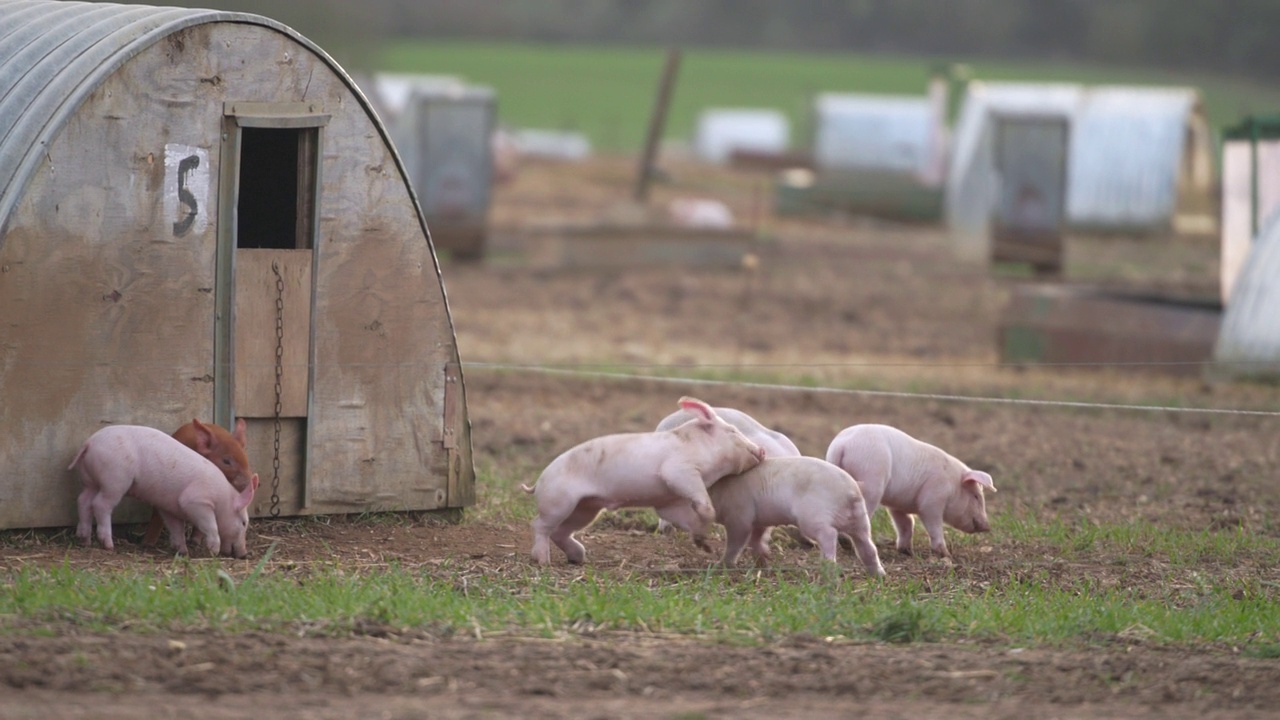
[993,116,1069,234]
[415,90,495,221]
[695,108,790,164]
[946,82,1206,249]
[1220,139,1280,305]
[1067,88,1198,232]
[812,93,942,182]
[945,83,1081,264]
[0,1,251,238]
[1216,212,1280,376]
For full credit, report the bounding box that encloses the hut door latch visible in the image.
[442,362,460,450]
[268,260,285,517]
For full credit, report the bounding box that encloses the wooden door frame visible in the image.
[215,102,328,509]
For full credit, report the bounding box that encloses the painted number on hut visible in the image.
[164,144,209,237]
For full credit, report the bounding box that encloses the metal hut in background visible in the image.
[1215,116,1280,379]
[1218,116,1280,306]
[0,0,474,529]
[373,73,496,261]
[947,82,1214,274]
[776,79,949,222]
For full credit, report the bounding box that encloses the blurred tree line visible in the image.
[166,0,1279,81]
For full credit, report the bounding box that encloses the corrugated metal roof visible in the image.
[1215,210,1280,374]
[812,92,944,180]
[0,0,386,237]
[694,108,790,164]
[946,81,1204,238]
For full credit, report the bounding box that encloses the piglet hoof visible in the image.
[897,547,914,557]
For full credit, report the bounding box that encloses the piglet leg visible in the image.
[655,502,714,553]
[918,510,952,559]
[889,509,915,555]
[550,504,600,565]
[720,522,752,567]
[747,526,772,566]
[841,512,886,579]
[160,512,190,556]
[75,487,98,547]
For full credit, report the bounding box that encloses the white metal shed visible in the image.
[1215,210,1280,377]
[694,108,790,164]
[812,91,947,185]
[947,82,1213,263]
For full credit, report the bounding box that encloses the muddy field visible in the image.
[5,157,1280,718]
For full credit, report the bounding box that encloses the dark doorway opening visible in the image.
[237,127,317,250]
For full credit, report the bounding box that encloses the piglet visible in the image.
[654,406,801,458]
[140,418,253,547]
[70,425,259,558]
[653,405,801,535]
[709,456,885,578]
[522,397,765,565]
[825,423,996,559]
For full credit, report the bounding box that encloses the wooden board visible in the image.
[234,249,312,418]
[242,417,306,518]
[999,284,1221,377]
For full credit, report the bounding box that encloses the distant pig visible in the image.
[825,424,996,559]
[708,456,885,578]
[522,397,765,565]
[140,418,253,547]
[653,405,800,534]
[70,425,259,558]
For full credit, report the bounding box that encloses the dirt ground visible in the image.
[4,157,1280,719]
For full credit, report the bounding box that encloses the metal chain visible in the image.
[270,260,285,518]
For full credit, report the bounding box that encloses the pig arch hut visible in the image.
[0,0,474,529]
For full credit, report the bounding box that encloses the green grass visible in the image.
[6,508,1280,650]
[2,537,1277,648]
[378,40,1280,152]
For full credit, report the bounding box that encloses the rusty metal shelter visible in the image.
[0,0,474,529]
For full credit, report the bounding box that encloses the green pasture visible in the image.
[378,40,1280,152]
[4,506,1280,650]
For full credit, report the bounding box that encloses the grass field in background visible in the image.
[378,40,1280,152]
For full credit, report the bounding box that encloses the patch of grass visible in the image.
[469,460,539,524]
[5,526,1280,651]
[870,601,939,644]
[1244,643,1280,659]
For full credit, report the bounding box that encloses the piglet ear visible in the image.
[232,418,248,447]
[235,473,260,513]
[963,470,996,493]
[191,418,215,454]
[677,397,715,422]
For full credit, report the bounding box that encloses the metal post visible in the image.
[1251,117,1260,239]
[634,48,682,203]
